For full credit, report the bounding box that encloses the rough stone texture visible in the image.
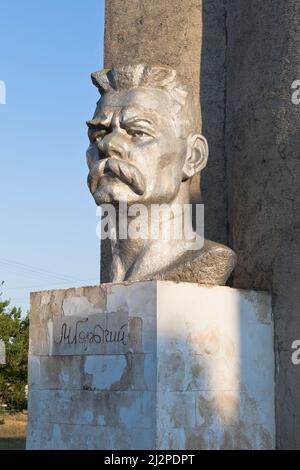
[224,0,300,449]
[200,0,228,245]
[27,281,275,450]
[155,239,236,285]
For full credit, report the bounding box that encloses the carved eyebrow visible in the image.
[86,118,110,129]
[120,106,159,126]
[120,115,158,129]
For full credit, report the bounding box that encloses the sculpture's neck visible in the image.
[109,181,195,282]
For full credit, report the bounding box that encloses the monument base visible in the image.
[27,281,275,450]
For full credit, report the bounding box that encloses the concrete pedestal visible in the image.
[27,281,275,450]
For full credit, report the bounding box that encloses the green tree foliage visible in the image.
[0,288,29,411]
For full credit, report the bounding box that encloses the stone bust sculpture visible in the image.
[86,64,236,284]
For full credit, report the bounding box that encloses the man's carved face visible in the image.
[87,87,205,205]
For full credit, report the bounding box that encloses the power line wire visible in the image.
[0,257,93,284]
[3,280,99,290]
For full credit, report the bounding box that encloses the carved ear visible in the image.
[182,134,208,181]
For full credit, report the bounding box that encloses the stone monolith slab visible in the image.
[225,0,300,449]
[27,281,275,450]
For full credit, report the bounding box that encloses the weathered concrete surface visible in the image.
[156,282,275,449]
[200,0,228,245]
[27,281,275,450]
[225,0,300,449]
[28,281,157,450]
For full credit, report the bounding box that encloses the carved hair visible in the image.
[91,64,198,135]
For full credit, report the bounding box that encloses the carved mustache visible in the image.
[87,157,146,196]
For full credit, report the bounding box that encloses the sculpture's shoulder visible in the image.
[156,240,237,285]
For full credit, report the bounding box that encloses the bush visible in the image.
[0,293,29,412]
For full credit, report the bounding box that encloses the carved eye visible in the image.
[88,128,106,143]
[94,130,107,141]
[127,129,148,138]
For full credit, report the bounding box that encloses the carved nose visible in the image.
[99,134,127,161]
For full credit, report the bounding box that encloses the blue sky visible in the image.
[0,0,105,313]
